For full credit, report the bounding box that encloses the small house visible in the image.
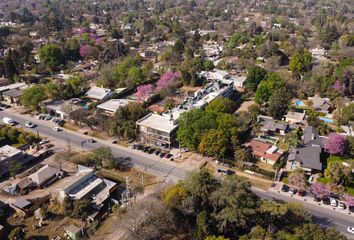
[85,86,112,101]
[284,111,306,124]
[244,138,282,165]
[65,224,81,240]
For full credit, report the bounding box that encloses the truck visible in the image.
[3,117,15,126]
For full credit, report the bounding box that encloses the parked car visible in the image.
[88,138,96,143]
[298,191,306,197]
[165,153,173,159]
[281,185,289,192]
[322,198,330,205]
[39,139,49,145]
[338,202,346,210]
[2,117,16,126]
[160,152,166,158]
[289,188,297,195]
[155,150,161,156]
[347,227,354,234]
[25,121,35,128]
[52,127,61,132]
[349,206,354,213]
[57,120,65,126]
[225,170,235,175]
[313,197,321,202]
[147,148,155,154]
[45,115,53,121]
[330,198,338,207]
[143,146,150,152]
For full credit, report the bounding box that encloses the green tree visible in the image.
[234,147,253,162]
[21,85,47,110]
[203,60,215,71]
[267,87,290,119]
[205,236,229,240]
[39,44,64,71]
[340,103,354,125]
[243,66,267,92]
[210,175,259,238]
[198,129,228,158]
[162,185,188,208]
[205,97,235,114]
[9,227,25,240]
[289,50,313,78]
[324,161,352,185]
[90,147,114,169]
[9,161,21,178]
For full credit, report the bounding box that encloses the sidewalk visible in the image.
[270,184,353,217]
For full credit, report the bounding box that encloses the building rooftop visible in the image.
[85,86,112,100]
[137,113,178,133]
[285,111,306,121]
[29,164,60,186]
[12,199,31,209]
[0,82,26,92]
[97,99,131,113]
[2,88,23,98]
[0,145,22,161]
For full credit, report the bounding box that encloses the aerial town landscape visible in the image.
[0,0,353,239]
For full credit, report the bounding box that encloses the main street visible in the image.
[0,110,353,238]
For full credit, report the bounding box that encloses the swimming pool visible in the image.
[319,117,334,124]
[295,100,305,106]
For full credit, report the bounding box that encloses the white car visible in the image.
[347,227,354,234]
[330,198,338,207]
[338,202,346,210]
[52,127,61,132]
[39,139,49,145]
[25,121,35,128]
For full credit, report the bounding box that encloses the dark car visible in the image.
[155,150,161,155]
[143,146,150,152]
[165,153,173,159]
[322,198,330,205]
[349,206,354,213]
[281,185,290,192]
[225,170,235,175]
[147,148,155,154]
[298,191,306,197]
[160,152,166,158]
[313,197,321,202]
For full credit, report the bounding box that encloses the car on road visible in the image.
[289,188,297,195]
[52,127,61,132]
[330,198,338,207]
[347,227,354,234]
[298,191,306,197]
[349,206,354,213]
[25,121,35,128]
[39,139,49,145]
[88,138,96,143]
[281,185,289,192]
[322,197,330,205]
[2,117,16,126]
[338,202,346,210]
[45,115,53,121]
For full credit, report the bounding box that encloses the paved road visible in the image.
[0,111,188,182]
[0,111,353,238]
[253,188,354,238]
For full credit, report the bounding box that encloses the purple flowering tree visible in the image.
[311,182,330,199]
[80,44,98,59]
[95,37,105,45]
[332,80,345,92]
[136,84,155,102]
[89,32,98,40]
[343,194,354,207]
[324,133,347,155]
[157,71,181,90]
[78,27,89,35]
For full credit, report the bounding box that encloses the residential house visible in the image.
[308,96,334,114]
[232,76,247,88]
[45,100,82,119]
[310,47,326,60]
[136,113,178,149]
[284,111,306,124]
[0,83,27,100]
[97,99,132,115]
[85,86,112,101]
[258,115,290,136]
[2,89,23,105]
[244,138,283,165]
[287,127,325,173]
[10,199,32,216]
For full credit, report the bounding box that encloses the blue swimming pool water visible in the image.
[295,100,305,106]
[319,117,334,123]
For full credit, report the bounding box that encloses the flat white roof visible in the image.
[137,113,178,133]
[97,99,131,112]
[0,82,26,92]
[0,145,22,161]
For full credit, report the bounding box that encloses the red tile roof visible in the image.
[245,139,282,162]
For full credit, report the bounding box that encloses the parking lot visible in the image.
[131,144,174,160]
